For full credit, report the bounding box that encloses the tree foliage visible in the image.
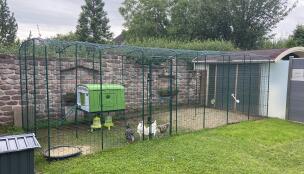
[120,0,296,49]
[54,32,79,42]
[0,0,17,45]
[119,0,170,38]
[287,25,304,47]
[76,0,112,43]
[126,37,237,51]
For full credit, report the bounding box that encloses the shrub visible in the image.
[125,37,238,51]
[0,42,19,55]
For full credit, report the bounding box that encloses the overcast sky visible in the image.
[7,0,304,40]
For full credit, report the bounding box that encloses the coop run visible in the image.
[19,38,271,159]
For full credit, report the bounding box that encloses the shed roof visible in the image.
[0,133,40,154]
[193,47,304,64]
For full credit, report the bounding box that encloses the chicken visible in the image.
[137,120,157,140]
[157,123,170,134]
[125,124,135,143]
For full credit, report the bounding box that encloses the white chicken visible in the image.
[137,120,157,140]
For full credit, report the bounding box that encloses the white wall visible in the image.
[264,60,289,119]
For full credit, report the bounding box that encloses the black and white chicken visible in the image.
[157,123,170,134]
[125,124,135,143]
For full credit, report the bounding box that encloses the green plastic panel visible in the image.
[79,84,125,112]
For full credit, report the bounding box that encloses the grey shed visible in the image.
[0,133,40,174]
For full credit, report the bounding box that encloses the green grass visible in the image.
[37,119,304,174]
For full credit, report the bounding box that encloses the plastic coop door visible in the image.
[77,86,90,112]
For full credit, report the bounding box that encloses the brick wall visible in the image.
[0,55,21,125]
[0,54,201,126]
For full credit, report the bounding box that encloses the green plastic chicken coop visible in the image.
[76,84,125,113]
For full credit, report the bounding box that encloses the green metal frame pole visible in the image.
[194,53,198,117]
[99,49,104,150]
[247,56,252,120]
[32,40,37,133]
[59,48,64,121]
[242,55,245,113]
[221,56,224,110]
[148,61,152,139]
[24,41,29,132]
[175,57,178,134]
[141,51,145,140]
[18,46,24,131]
[75,44,78,138]
[195,69,198,117]
[93,51,95,83]
[169,57,173,135]
[266,58,271,117]
[226,56,231,124]
[44,45,51,160]
[121,55,124,85]
[203,54,207,128]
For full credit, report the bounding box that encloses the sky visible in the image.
[6,0,304,40]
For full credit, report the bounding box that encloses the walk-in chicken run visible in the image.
[19,39,269,160]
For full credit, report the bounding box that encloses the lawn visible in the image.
[37,119,304,174]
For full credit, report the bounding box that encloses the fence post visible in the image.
[226,56,231,124]
[247,56,252,120]
[44,45,51,161]
[242,55,245,114]
[75,44,78,138]
[58,47,64,121]
[141,51,145,140]
[266,58,271,117]
[148,62,152,139]
[99,49,104,150]
[24,41,29,132]
[221,56,224,110]
[203,54,207,128]
[32,40,37,134]
[169,57,173,136]
[18,45,24,132]
[175,57,178,134]
[92,51,95,83]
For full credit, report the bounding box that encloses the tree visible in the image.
[169,0,232,41]
[287,25,304,47]
[76,0,112,43]
[0,0,17,45]
[228,0,296,49]
[54,32,79,41]
[120,0,296,49]
[170,0,295,49]
[119,0,170,39]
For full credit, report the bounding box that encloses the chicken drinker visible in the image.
[91,116,102,132]
[104,115,114,130]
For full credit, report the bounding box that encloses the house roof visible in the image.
[0,133,41,154]
[193,47,304,64]
[113,33,125,44]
